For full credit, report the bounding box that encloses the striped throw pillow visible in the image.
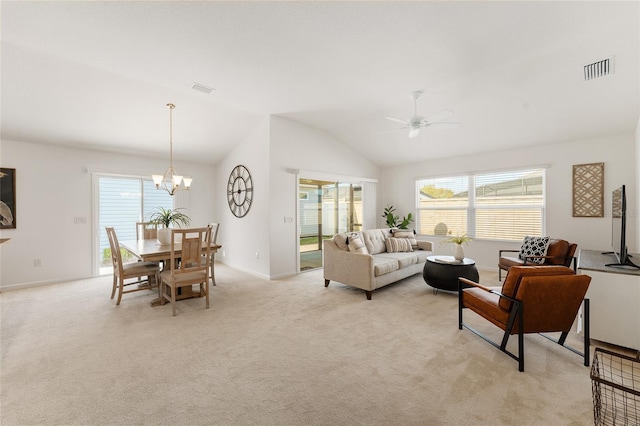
[385,237,413,253]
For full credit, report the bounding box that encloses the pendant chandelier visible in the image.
[152,103,192,195]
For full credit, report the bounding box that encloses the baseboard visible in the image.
[0,275,94,292]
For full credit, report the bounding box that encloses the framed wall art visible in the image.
[0,168,16,229]
[572,162,604,218]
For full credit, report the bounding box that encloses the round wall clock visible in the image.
[227,165,253,218]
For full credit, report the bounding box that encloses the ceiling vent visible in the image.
[583,57,614,81]
[192,82,215,94]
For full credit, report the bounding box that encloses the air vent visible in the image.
[583,57,614,81]
[192,82,215,94]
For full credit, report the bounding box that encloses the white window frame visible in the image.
[416,167,546,242]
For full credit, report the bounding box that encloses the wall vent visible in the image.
[192,82,215,94]
[583,57,614,81]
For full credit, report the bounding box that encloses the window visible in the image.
[97,176,173,274]
[417,168,545,241]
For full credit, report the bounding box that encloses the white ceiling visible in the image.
[2,1,638,167]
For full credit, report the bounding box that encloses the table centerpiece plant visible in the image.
[442,232,472,261]
[148,207,191,245]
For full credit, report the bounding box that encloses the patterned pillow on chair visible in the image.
[518,236,550,264]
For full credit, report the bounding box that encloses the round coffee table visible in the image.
[423,256,479,294]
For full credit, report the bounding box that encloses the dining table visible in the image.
[119,238,221,307]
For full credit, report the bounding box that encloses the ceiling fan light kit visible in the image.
[384,90,459,138]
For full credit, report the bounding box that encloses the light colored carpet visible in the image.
[1,265,598,425]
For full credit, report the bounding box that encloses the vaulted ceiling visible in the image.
[2,1,638,167]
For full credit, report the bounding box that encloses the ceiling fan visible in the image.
[384,91,458,138]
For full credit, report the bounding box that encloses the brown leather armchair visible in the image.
[458,265,591,372]
[498,238,577,280]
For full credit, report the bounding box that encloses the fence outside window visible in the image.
[416,168,545,241]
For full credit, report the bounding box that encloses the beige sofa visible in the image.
[323,228,433,300]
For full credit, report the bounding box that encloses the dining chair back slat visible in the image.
[136,222,158,240]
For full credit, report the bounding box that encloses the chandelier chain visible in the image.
[168,103,174,169]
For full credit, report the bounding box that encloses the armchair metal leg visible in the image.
[458,287,464,330]
[517,305,524,372]
[583,299,590,367]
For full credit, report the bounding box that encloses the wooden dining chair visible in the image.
[208,222,220,285]
[136,222,158,240]
[136,221,162,274]
[160,227,212,316]
[106,227,160,305]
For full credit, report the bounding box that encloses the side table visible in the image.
[423,256,479,294]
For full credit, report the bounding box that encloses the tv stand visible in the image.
[578,249,640,350]
[604,253,640,269]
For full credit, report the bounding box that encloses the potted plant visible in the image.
[381,205,414,229]
[442,232,472,261]
[148,207,191,245]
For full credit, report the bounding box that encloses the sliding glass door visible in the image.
[299,179,362,271]
[96,175,173,275]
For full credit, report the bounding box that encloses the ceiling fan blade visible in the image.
[426,109,454,123]
[409,128,420,138]
[378,126,408,134]
[428,122,459,129]
[385,116,409,125]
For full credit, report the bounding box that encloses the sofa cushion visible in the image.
[372,256,399,276]
[391,229,418,249]
[362,229,388,255]
[385,237,413,253]
[347,233,369,254]
[518,236,550,264]
[377,252,417,269]
[333,233,350,251]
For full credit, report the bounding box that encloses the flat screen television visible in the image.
[607,184,639,268]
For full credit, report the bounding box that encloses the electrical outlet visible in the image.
[34,259,42,267]
[255,252,259,260]
[73,216,87,224]
[222,250,226,257]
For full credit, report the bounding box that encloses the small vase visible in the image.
[453,244,465,261]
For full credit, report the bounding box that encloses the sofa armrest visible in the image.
[416,240,433,251]
[323,239,375,290]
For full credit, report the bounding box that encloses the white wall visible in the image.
[216,115,379,279]
[3,126,636,287]
[214,118,271,278]
[636,115,640,248]
[268,116,379,278]
[379,133,637,270]
[0,140,216,289]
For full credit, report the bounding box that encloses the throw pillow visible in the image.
[518,236,550,264]
[385,237,413,253]
[391,229,418,249]
[348,233,369,254]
